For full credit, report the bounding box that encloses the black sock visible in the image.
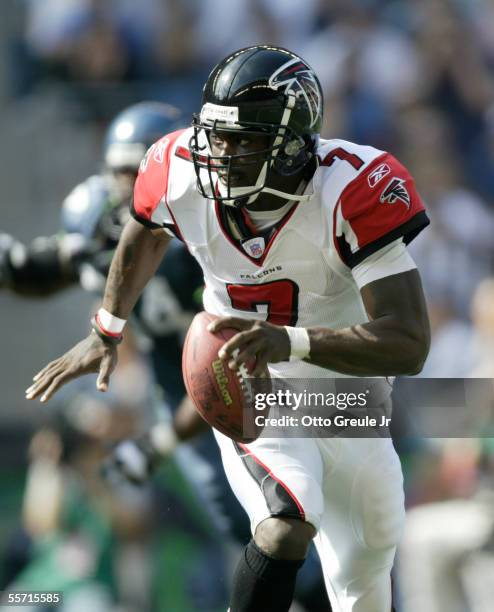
[229,539,305,612]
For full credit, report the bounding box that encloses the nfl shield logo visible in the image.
[242,237,265,259]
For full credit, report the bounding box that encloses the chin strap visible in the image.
[218,179,314,207]
[259,185,313,202]
[220,157,317,207]
[261,151,319,204]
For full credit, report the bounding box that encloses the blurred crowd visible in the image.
[1,0,494,610]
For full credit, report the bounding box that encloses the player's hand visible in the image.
[207,316,290,376]
[25,332,118,402]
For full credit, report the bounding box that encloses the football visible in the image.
[182,311,267,443]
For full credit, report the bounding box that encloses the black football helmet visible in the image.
[190,45,323,206]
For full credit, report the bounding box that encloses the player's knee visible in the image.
[254,517,316,560]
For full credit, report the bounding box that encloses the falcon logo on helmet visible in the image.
[268,59,322,130]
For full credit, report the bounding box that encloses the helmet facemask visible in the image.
[190,99,315,207]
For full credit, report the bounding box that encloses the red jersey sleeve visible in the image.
[333,153,429,268]
[130,130,185,238]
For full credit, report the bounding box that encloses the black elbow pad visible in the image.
[0,234,78,292]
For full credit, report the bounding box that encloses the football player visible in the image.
[26,46,431,611]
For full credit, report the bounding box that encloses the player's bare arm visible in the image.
[25,217,171,402]
[210,268,430,377]
[102,218,171,318]
[307,268,430,375]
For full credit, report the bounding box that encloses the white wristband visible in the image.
[284,326,311,361]
[97,308,127,334]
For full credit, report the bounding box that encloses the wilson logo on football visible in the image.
[367,163,390,188]
[212,359,233,406]
[380,177,410,208]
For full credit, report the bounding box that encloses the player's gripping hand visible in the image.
[207,316,290,377]
[25,332,117,402]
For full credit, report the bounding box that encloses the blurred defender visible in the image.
[0,101,201,403]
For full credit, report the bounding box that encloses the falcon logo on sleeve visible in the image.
[380,177,411,208]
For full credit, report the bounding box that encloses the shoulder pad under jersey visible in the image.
[317,139,429,268]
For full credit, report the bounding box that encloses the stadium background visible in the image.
[0,1,493,610]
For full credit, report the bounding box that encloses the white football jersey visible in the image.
[132,127,428,378]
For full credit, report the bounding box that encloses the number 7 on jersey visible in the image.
[226,280,299,326]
